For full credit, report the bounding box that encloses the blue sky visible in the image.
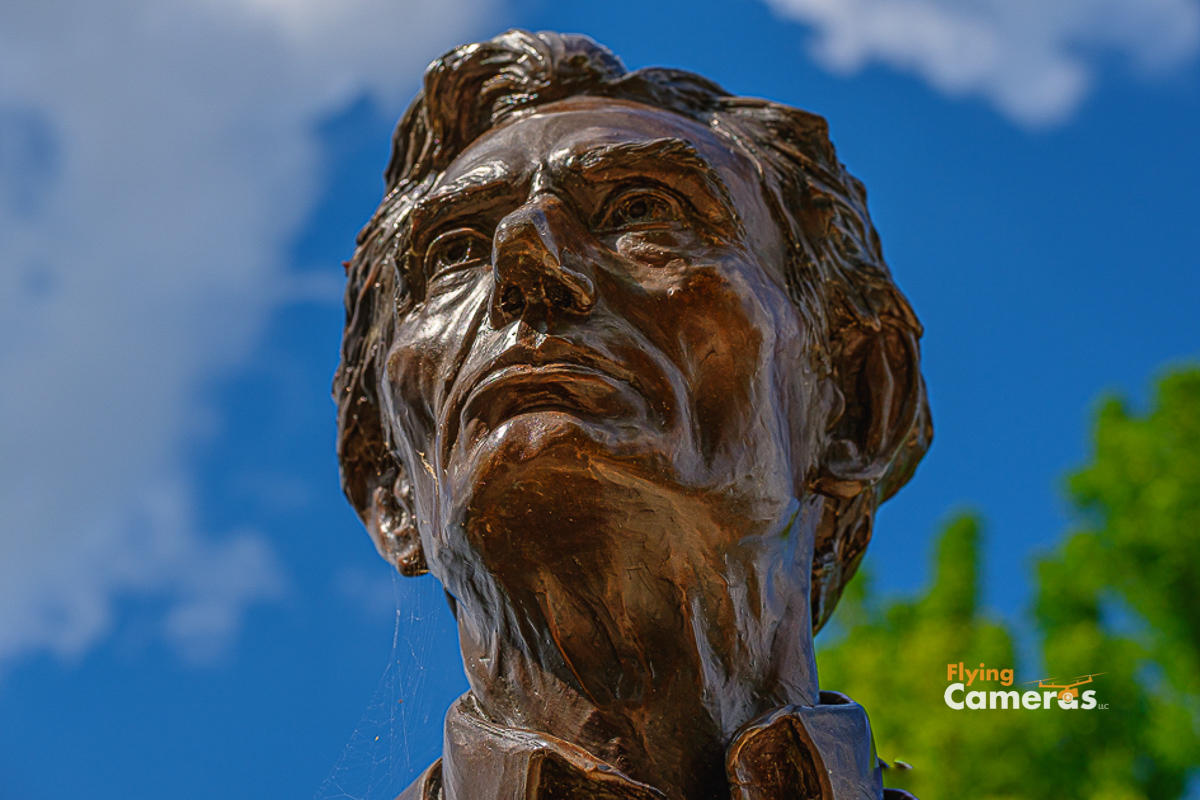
[1,0,1198,798]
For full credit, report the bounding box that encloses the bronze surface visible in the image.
[335,29,930,800]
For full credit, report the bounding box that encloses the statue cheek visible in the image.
[387,278,492,443]
[679,262,806,483]
[384,326,447,459]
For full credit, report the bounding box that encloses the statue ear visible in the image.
[366,468,428,577]
[813,322,925,501]
[808,322,930,633]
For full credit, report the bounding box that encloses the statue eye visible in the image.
[425,229,490,276]
[601,190,680,230]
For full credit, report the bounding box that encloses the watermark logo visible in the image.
[943,663,1108,710]
[1021,672,1107,704]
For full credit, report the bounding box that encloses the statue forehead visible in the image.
[433,96,758,196]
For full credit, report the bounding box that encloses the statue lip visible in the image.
[461,361,649,439]
[444,341,664,457]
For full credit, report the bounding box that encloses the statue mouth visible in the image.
[460,362,649,442]
[442,341,667,461]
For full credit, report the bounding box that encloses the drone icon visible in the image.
[1021,673,1107,702]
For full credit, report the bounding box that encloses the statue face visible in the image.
[382,97,825,594]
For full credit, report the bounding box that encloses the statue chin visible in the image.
[448,407,684,513]
[448,413,674,558]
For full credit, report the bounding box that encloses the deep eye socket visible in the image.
[598,188,682,231]
[424,228,491,276]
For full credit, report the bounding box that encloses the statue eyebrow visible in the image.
[411,138,744,239]
[561,137,740,223]
[412,163,518,233]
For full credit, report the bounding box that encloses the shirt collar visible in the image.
[401,691,895,800]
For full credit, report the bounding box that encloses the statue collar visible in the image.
[398,691,916,800]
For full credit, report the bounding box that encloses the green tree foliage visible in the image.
[1035,367,1200,796]
[1042,367,1200,701]
[817,367,1200,799]
[817,514,1035,798]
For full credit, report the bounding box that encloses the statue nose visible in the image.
[491,195,596,326]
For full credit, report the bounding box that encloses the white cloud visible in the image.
[763,0,1200,125]
[0,0,494,667]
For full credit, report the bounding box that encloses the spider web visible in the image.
[315,572,462,800]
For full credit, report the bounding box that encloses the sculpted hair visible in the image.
[335,29,932,632]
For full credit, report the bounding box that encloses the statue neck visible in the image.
[450,498,820,800]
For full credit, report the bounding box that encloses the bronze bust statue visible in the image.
[335,30,930,800]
